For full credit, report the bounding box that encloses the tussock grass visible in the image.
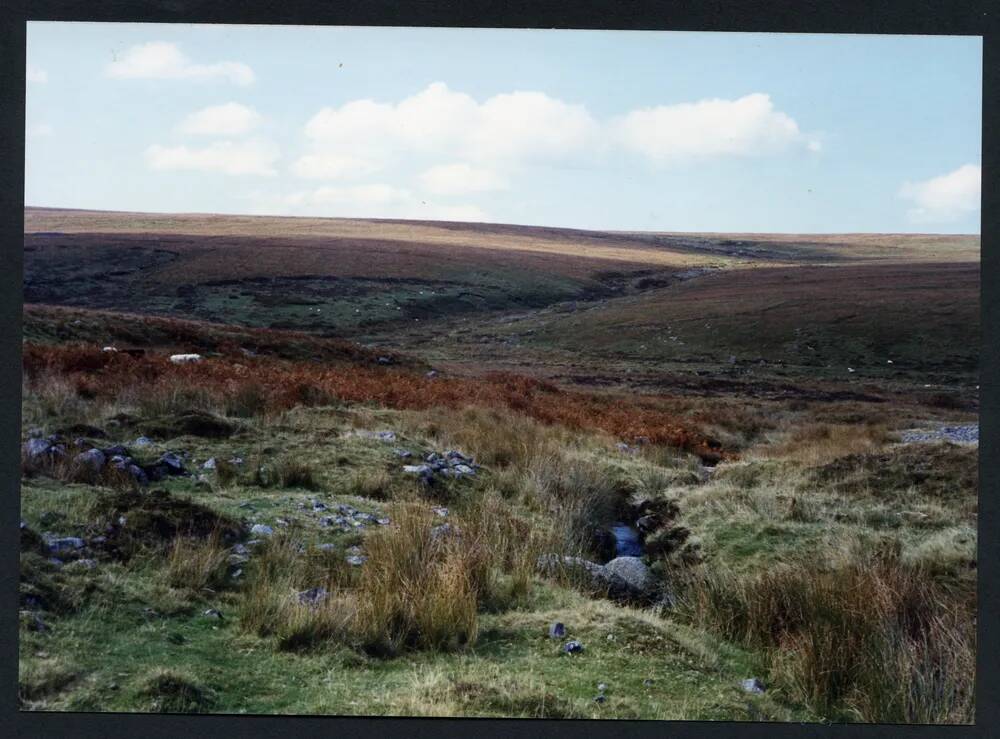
[681,543,975,723]
[139,669,216,713]
[165,532,230,593]
[249,454,321,491]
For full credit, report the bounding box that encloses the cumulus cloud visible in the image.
[295,82,600,178]
[26,64,47,83]
[419,163,508,195]
[899,164,981,223]
[290,152,381,180]
[293,84,813,196]
[107,41,254,86]
[258,184,488,221]
[611,93,814,163]
[145,140,278,176]
[177,103,261,135]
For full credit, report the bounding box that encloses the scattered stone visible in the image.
[426,370,438,379]
[134,436,155,448]
[346,555,367,566]
[203,608,223,620]
[432,507,449,517]
[593,695,606,704]
[549,622,566,638]
[249,524,274,537]
[170,353,203,364]
[563,640,584,654]
[375,517,390,526]
[597,683,607,693]
[742,678,766,695]
[316,543,337,552]
[202,458,217,470]
[377,356,392,365]
[643,679,654,687]
[900,424,978,444]
[376,431,397,442]
[46,537,85,553]
[393,448,413,458]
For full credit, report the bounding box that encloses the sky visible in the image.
[24,23,982,233]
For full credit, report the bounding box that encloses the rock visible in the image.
[297,587,328,606]
[316,543,337,552]
[742,678,766,694]
[563,640,584,654]
[643,678,654,687]
[376,431,397,442]
[377,356,392,365]
[432,507,449,517]
[403,464,433,478]
[202,457,217,470]
[169,354,203,364]
[593,695,606,704]
[426,370,438,379]
[346,555,367,566]
[249,524,274,537]
[159,452,185,473]
[549,622,566,638]
[393,448,413,458]
[597,683,607,692]
[127,465,149,485]
[537,553,648,602]
[604,556,652,592]
[203,608,223,620]
[47,537,85,553]
[453,464,475,476]
[134,436,155,448]
[23,438,53,460]
[635,515,660,534]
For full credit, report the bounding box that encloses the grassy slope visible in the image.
[19,210,979,721]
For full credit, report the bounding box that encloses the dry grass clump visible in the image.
[165,532,230,592]
[681,542,975,723]
[754,422,891,466]
[249,455,321,491]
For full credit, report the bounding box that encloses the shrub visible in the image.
[250,455,321,491]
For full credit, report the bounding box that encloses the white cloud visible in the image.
[419,163,507,195]
[27,123,54,139]
[257,184,488,222]
[295,82,600,179]
[612,93,810,163]
[900,164,981,223]
[177,103,261,135]
[145,140,278,176]
[290,152,381,180]
[106,41,254,86]
[26,64,47,83]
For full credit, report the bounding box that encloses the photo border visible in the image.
[1,2,995,738]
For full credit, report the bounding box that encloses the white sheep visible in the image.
[169,353,204,365]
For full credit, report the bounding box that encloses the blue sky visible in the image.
[25,23,982,233]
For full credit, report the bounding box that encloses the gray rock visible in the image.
[426,370,438,379]
[549,622,566,638]
[593,695,606,704]
[742,678,766,694]
[202,457,217,470]
[376,431,397,442]
[346,555,367,566]
[432,507,449,517]
[393,448,413,458]
[249,524,274,537]
[563,640,584,654]
[23,438,52,459]
[604,556,652,592]
[134,436,155,448]
[203,608,224,620]
[47,537,85,552]
[377,356,392,365]
[403,464,433,477]
[316,543,337,552]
